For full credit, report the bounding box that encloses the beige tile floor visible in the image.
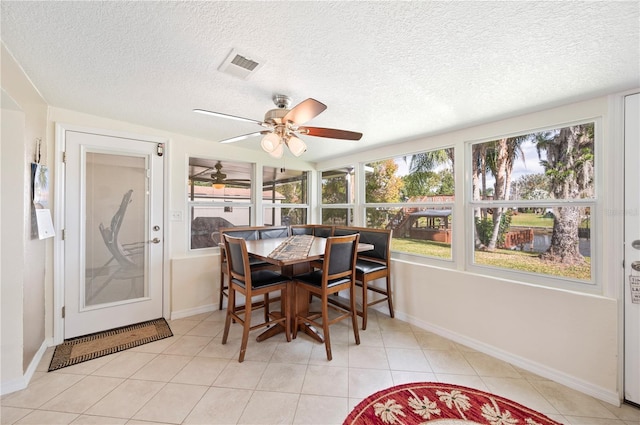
[2,308,639,425]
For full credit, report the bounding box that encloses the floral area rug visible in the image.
[344,382,562,425]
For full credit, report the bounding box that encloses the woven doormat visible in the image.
[48,318,173,371]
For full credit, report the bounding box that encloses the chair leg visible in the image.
[292,284,300,340]
[386,275,394,318]
[222,287,234,344]
[239,298,252,363]
[264,294,270,322]
[321,294,332,361]
[283,285,291,342]
[219,261,226,311]
[361,280,369,330]
[349,283,360,346]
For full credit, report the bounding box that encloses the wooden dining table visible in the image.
[239,236,373,343]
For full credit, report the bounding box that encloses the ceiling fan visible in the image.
[194,95,363,158]
[190,161,249,189]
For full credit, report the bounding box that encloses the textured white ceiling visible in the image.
[1,1,638,162]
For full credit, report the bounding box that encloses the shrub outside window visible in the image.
[469,122,595,283]
[363,149,454,260]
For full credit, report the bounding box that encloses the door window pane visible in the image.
[85,152,146,306]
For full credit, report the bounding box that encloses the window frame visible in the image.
[359,147,456,263]
[187,157,255,252]
[464,118,601,292]
[261,166,310,227]
[319,165,357,227]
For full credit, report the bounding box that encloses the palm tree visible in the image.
[535,124,594,264]
[474,136,526,250]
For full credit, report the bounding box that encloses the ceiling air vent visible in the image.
[218,49,265,80]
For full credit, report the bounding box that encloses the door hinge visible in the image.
[62,152,66,163]
[61,229,65,240]
[62,306,65,318]
[157,143,164,156]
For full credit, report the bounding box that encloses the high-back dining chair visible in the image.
[290,224,334,237]
[221,234,291,362]
[355,227,394,329]
[219,227,278,320]
[331,226,394,330]
[292,234,360,360]
[290,224,314,235]
[258,226,290,239]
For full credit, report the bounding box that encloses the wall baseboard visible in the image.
[0,338,52,396]
[394,310,621,407]
[170,303,217,320]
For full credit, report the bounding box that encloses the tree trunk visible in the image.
[488,139,508,250]
[541,206,584,264]
[472,148,484,248]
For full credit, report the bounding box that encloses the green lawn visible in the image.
[391,237,591,281]
[509,212,553,228]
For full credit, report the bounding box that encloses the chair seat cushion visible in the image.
[232,270,289,289]
[355,259,387,274]
[295,270,350,288]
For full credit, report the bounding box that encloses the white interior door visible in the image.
[624,92,640,406]
[63,129,164,338]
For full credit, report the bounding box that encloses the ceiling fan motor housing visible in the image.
[264,108,289,125]
[272,94,292,109]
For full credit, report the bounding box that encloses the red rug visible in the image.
[344,382,562,425]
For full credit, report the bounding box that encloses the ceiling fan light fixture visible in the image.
[212,182,226,190]
[261,132,281,153]
[269,142,284,159]
[286,135,307,157]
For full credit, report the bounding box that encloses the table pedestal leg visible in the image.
[256,282,324,343]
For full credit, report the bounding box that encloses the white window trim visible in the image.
[464,117,602,293]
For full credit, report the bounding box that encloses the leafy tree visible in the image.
[321,172,351,224]
[535,124,594,264]
[402,149,454,199]
[365,159,403,227]
[321,174,348,204]
[511,173,550,200]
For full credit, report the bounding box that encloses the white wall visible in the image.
[1,43,49,395]
[1,100,26,388]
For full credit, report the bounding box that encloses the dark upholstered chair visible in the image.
[293,234,360,360]
[290,225,314,235]
[258,226,290,239]
[290,224,334,237]
[312,226,334,238]
[332,226,394,330]
[219,227,277,320]
[221,235,291,362]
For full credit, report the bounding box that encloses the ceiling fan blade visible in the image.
[283,98,327,125]
[193,109,263,125]
[219,131,266,144]
[298,126,363,141]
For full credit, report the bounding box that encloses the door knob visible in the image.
[632,261,640,272]
[632,240,640,250]
[150,238,161,244]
